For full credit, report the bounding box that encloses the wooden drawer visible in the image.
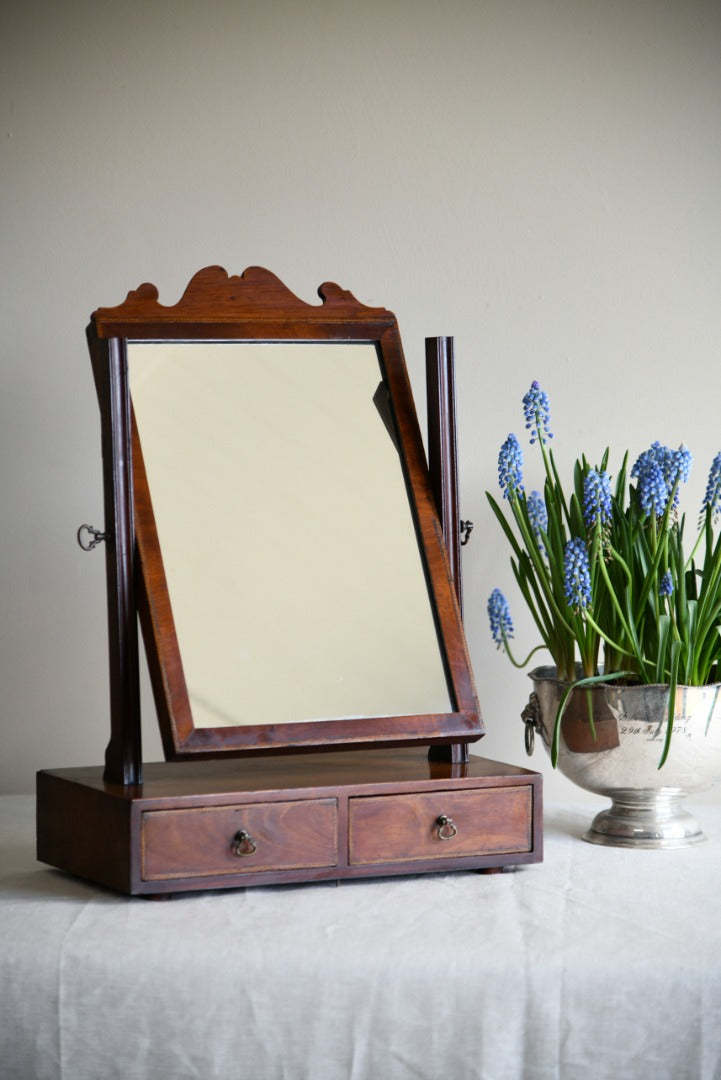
[348,785,532,865]
[141,798,338,881]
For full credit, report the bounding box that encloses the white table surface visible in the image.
[2,793,720,1080]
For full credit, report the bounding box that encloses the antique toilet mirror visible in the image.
[37,267,541,894]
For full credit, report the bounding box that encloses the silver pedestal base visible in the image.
[583,790,707,849]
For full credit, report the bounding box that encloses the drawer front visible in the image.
[142,798,338,880]
[349,786,532,865]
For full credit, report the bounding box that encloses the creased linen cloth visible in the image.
[2,794,720,1080]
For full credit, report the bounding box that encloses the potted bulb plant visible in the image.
[487,380,721,848]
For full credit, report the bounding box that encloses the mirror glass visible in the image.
[129,341,453,731]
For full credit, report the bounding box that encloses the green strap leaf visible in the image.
[658,641,681,769]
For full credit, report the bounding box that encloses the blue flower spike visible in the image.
[563,537,592,611]
[667,444,693,511]
[498,434,524,501]
[527,490,548,552]
[583,469,612,530]
[487,589,514,650]
[522,380,553,446]
[672,445,693,486]
[632,442,692,517]
[632,446,671,518]
[702,452,721,522]
[659,570,674,598]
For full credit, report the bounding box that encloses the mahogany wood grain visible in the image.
[142,799,338,880]
[426,336,462,609]
[87,333,142,785]
[426,336,471,767]
[349,787,532,864]
[88,267,483,765]
[37,749,542,895]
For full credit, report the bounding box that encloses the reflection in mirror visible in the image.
[129,342,453,731]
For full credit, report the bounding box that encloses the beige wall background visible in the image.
[2,0,720,805]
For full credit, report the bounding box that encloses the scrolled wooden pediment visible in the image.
[91,265,393,338]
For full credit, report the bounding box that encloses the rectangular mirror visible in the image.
[89,267,482,766]
[130,340,454,729]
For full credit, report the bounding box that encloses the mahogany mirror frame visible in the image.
[87,266,482,784]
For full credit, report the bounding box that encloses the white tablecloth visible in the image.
[2,794,720,1079]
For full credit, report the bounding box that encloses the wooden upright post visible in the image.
[426,336,470,765]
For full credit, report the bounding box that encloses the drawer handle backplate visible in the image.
[231,828,257,857]
[436,814,458,841]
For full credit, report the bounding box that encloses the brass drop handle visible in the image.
[231,828,257,857]
[436,814,458,841]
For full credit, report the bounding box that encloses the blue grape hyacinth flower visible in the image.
[671,444,693,485]
[563,537,592,611]
[632,447,671,518]
[522,380,553,446]
[632,442,692,517]
[659,570,674,598]
[583,468,612,531]
[498,433,524,501]
[665,444,692,510]
[527,490,548,552]
[487,589,514,649]
[702,452,721,522]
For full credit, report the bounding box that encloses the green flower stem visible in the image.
[579,608,638,667]
[507,493,577,639]
[543,444,572,532]
[512,555,557,652]
[499,633,547,670]
[488,490,576,677]
[595,538,648,673]
[684,509,708,572]
[694,519,721,642]
[635,490,679,621]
